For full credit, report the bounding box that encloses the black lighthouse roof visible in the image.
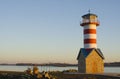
[82,13,98,18]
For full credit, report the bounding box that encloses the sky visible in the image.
[0,0,120,64]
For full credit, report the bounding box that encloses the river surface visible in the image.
[0,65,120,73]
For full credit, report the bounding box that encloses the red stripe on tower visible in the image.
[84,39,96,43]
[84,29,96,34]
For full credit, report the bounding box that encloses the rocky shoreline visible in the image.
[0,66,77,79]
[0,66,120,79]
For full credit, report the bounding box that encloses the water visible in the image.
[0,65,120,73]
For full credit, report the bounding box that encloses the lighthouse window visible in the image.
[90,16,96,19]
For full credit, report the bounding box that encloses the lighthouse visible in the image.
[77,12,104,73]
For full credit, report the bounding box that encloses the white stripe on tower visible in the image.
[84,44,97,48]
[84,34,96,39]
[84,24,96,29]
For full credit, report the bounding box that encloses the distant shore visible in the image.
[0,62,120,67]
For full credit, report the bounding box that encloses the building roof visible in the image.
[82,13,98,18]
[77,48,104,60]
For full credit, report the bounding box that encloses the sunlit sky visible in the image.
[0,0,120,64]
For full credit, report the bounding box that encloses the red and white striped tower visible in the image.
[80,13,99,49]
